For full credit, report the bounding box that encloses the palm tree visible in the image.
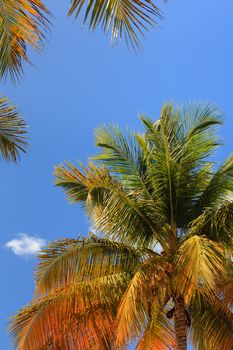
[10,102,233,349]
[0,95,27,160]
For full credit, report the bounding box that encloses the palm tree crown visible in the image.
[10,102,233,349]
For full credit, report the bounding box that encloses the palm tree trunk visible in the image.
[174,298,187,350]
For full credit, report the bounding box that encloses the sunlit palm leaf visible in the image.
[173,236,226,304]
[30,237,146,349]
[136,306,174,350]
[189,294,233,350]
[10,285,117,350]
[116,254,170,347]
[0,95,27,161]
[217,266,233,308]
[0,0,50,81]
[35,236,142,296]
[68,0,162,49]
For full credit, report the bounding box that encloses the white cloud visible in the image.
[5,233,46,257]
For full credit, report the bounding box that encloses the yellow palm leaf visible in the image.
[136,305,174,350]
[173,235,226,304]
[189,293,233,350]
[116,255,170,347]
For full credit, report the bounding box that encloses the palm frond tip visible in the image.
[69,0,162,49]
[0,96,28,161]
[0,0,50,81]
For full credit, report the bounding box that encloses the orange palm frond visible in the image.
[0,0,50,81]
[10,284,117,350]
[136,306,174,350]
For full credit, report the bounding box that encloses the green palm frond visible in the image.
[190,198,233,245]
[68,0,162,49]
[138,105,179,228]
[139,102,223,228]
[54,162,89,204]
[93,124,145,189]
[35,236,143,296]
[0,0,50,81]
[195,155,233,213]
[86,176,166,248]
[171,102,223,224]
[0,95,27,161]
[55,162,167,248]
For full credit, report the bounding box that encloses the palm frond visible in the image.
[190,198,233,246]
[173,236,226,304]
[10,285,117,350]
[0,95,27,161]
[35,236,142,296]
[136,305,174,350]
[189,294,233,350]
[93,124,166,221]
[172,102,223,225]
[54,161,89,204]
[93,124,145,189]
[194,155,233,214]
[87,180,166,248]
[55,162,167,249]
[139,105,179,229]
[217,266,233,308]
[139,102,223,229]
[116,254,170,347]
[0,0,50,81]
[68,0,162,49]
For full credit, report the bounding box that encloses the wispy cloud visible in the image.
[5,233,46,257]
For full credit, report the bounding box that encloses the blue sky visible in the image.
[1,0,233,348]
